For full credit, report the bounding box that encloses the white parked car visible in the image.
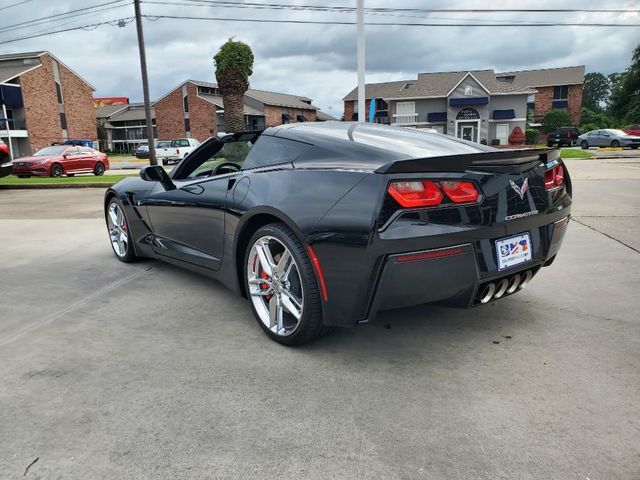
[157,138,200,165]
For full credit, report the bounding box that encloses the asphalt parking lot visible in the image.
[1,157,639,479]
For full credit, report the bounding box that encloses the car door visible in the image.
[144,135,255,270]
[78,147,96,171]
[60,147,82,172]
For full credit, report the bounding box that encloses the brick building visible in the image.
[0,51,96,158]
[343,65,584,145]
[154,80,318,142]
[96,102,157,153]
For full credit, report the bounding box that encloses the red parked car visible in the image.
[0,138,11,178]
[624,124,640,136]
[12,145,109,178]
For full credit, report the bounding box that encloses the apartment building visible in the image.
[0,51,96,157]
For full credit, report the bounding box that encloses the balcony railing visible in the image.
[0,119,27,130]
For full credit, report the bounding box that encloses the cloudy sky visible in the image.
[1,0,638,115]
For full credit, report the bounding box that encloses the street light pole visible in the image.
[133,0,156,166]
[356,0,365,123]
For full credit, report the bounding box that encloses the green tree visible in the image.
[583,72,609,111]
[581,107,614,128]
[609,44,640,125]
[214,39,254,133]
[541,110,572,133]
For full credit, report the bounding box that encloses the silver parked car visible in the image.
[578,129,640,149]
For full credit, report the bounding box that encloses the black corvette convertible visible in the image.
[104,122,571,344]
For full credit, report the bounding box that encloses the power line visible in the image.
[142,14,640,27]
[152,0,640,14]
[0,0,130,34]
[0,0,32,10]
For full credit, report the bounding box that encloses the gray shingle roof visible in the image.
[95,104,128,119]
[0,63,41,83]
[496,65,585,87]
[198,94,264,116]
[0,51,45,62]
[245,89,317,110]
[107,104,155,122]
[343,66,583,101]
[316,110,340,121]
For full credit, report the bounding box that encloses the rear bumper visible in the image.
[364,215,570,321]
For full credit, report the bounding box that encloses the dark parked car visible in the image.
[546,126,580,147]
[63,139,96,148]
[104,123,571,345]
[13,145,109,177]
[0,138,11,178]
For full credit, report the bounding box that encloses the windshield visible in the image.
[33,146,67,156]
[605,129,627,136]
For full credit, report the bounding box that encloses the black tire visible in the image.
[611,140,620,148]
[50,163,63,177]
[547,141,554,147]
[631,146,638,149]
[162,159,168,166]
[67,173,75,177]
[244,222,328,345]
[581,141,589,150]
[105,196,137,263]
[94,162,105,176]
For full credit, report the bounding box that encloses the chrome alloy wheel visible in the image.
[107,202,129,257]
[247,236,304,336]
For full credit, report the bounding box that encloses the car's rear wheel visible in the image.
[581,140,589,149]
[94,162,105,176]
[106,197,136,263]
[50,163,63,177]
[611,140,620,148]
[245,223,326,345]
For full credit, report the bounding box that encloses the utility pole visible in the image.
[356,0,365,123]
[133,0,157,165]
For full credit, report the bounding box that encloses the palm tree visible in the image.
[214,39,254,133]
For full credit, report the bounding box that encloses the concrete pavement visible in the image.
[0,158,639,479]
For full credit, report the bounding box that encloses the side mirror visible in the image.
[140,165,175,191]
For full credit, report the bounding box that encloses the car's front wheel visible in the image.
[50,163,63,177]
[581,140,589,149]
[94,162,105,176]
[106,197,136,262]
[245,223,326,345]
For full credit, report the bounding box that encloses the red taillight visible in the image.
[387,181,443,208]
[545,164,565,190]
[440,181,479,203]
[387,180,479,208]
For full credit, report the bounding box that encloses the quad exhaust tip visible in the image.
[479,283,496,304]
[478,269,534,304]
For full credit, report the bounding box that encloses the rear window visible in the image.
[171,139,190,147]
[243,135,311,169]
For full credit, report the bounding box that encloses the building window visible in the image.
[553,85,569,100]
[183,94,189,113]
[55,82,63,104]
[394,101,417,125]
[59,112,67,130]
[184,118,190,133]
[464,85,473,96]
[197,86,219,96]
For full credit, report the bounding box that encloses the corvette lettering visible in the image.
[505,210,539,220]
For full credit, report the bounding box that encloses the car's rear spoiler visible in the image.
[375,148,559,174]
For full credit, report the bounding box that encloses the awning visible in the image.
[492,109,515,120]
[296,114,307,122]
[552,100,568,108]
[0,85,23,107]
[427,112,447,122]
[282,113,292,121]
[449,97,488,106]
[374,110,388,118]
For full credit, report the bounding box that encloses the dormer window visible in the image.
[401,82,415,91]
[464,85,473,96]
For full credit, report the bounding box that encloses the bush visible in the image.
[581,107,614,129]
[525,129,539,145]
[580,123,599,134]
[541,110,572,133]
[491,139,500,146]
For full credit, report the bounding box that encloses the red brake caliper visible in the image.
[260,270,272,301]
